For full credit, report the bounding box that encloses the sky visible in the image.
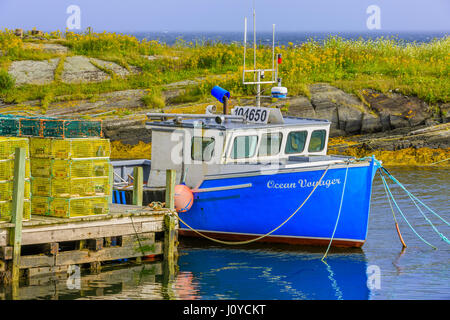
[0,0,449,32]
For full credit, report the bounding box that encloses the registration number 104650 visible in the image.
[233,106,270,124]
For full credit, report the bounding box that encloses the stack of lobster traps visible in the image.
[0,114,111,219]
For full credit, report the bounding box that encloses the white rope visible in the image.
[322,164,349,261]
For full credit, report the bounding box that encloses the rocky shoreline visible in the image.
[1,80,448,156]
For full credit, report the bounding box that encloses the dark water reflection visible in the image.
[1,167,448,300]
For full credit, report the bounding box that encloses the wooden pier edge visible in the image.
[0,168,179,286]
[0,208,178,285]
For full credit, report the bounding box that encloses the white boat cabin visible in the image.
[145,108,339,188]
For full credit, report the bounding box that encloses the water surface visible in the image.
[1,167,448,300]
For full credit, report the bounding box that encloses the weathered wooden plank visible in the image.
[19,240,161,269]
[55,241,162,266]
[0,208,167,230]
[19,224,139,245]
[141,221,163,233]
[1,219,164,246]
[21,215,164,233]
[20,255,54,269]
[121,232,155,246]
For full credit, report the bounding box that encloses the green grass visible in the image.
[0,69,15,91]
[0,29,448,109]
[141,86,165,109]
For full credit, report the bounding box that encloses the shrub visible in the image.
[141,87,165,109]
[0,70,15,91]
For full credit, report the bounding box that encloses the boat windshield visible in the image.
[258,132,283,156]
[231,135,258,159]
[285,131,307,154]
[308,130,326,152]
[191,136,215,161]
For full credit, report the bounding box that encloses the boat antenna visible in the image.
[253,0,256,82]
[242,4,278,107]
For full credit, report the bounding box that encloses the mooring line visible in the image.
[381,167,450,227]
[380,169,450,245]
[379,171,437,250]
[380,169,407,248]
[321,164,349,261]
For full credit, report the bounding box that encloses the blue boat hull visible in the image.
[179,160,378,247]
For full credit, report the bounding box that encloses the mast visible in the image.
[242,7,278,107]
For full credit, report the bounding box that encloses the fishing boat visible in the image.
[144,12,381,248]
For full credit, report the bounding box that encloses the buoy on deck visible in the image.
[174,184,194,213]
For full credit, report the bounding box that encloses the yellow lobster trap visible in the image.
[0,137,30,160]
[0,179,31,201]
[30,137,111,159]
[32,196,109,218]
[31,158,110,178]
[32,177,110,198]
[0,159,31,180]
[0,199,31,221]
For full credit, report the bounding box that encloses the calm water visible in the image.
[1,167,449,300]
[130,31,449,46]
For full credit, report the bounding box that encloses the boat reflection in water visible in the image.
[177,240,371,300]
[6,242,370,300]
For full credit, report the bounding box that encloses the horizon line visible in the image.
[30,28,450,34]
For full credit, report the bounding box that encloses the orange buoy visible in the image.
[174,184,194,213]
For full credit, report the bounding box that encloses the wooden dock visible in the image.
[0,203,178,283]
[0,147,179,291]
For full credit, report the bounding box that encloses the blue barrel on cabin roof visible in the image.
[211,86,230,103]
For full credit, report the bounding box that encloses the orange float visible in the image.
[174,184,194,213]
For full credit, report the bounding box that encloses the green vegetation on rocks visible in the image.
[0,69,14,90]
[0,29,448,106]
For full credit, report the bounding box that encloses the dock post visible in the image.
[132,166,143,206]
[108,163,114,204]
[163,169,177,298]
[163,213,178,299]
[165,169,176,210]
[9,148,26,286]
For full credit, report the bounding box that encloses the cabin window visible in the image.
[258,132,283,156]
[308,130,327,152]
[285,131,307,154]
[191,137,215,161]
[231,135,258,159]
